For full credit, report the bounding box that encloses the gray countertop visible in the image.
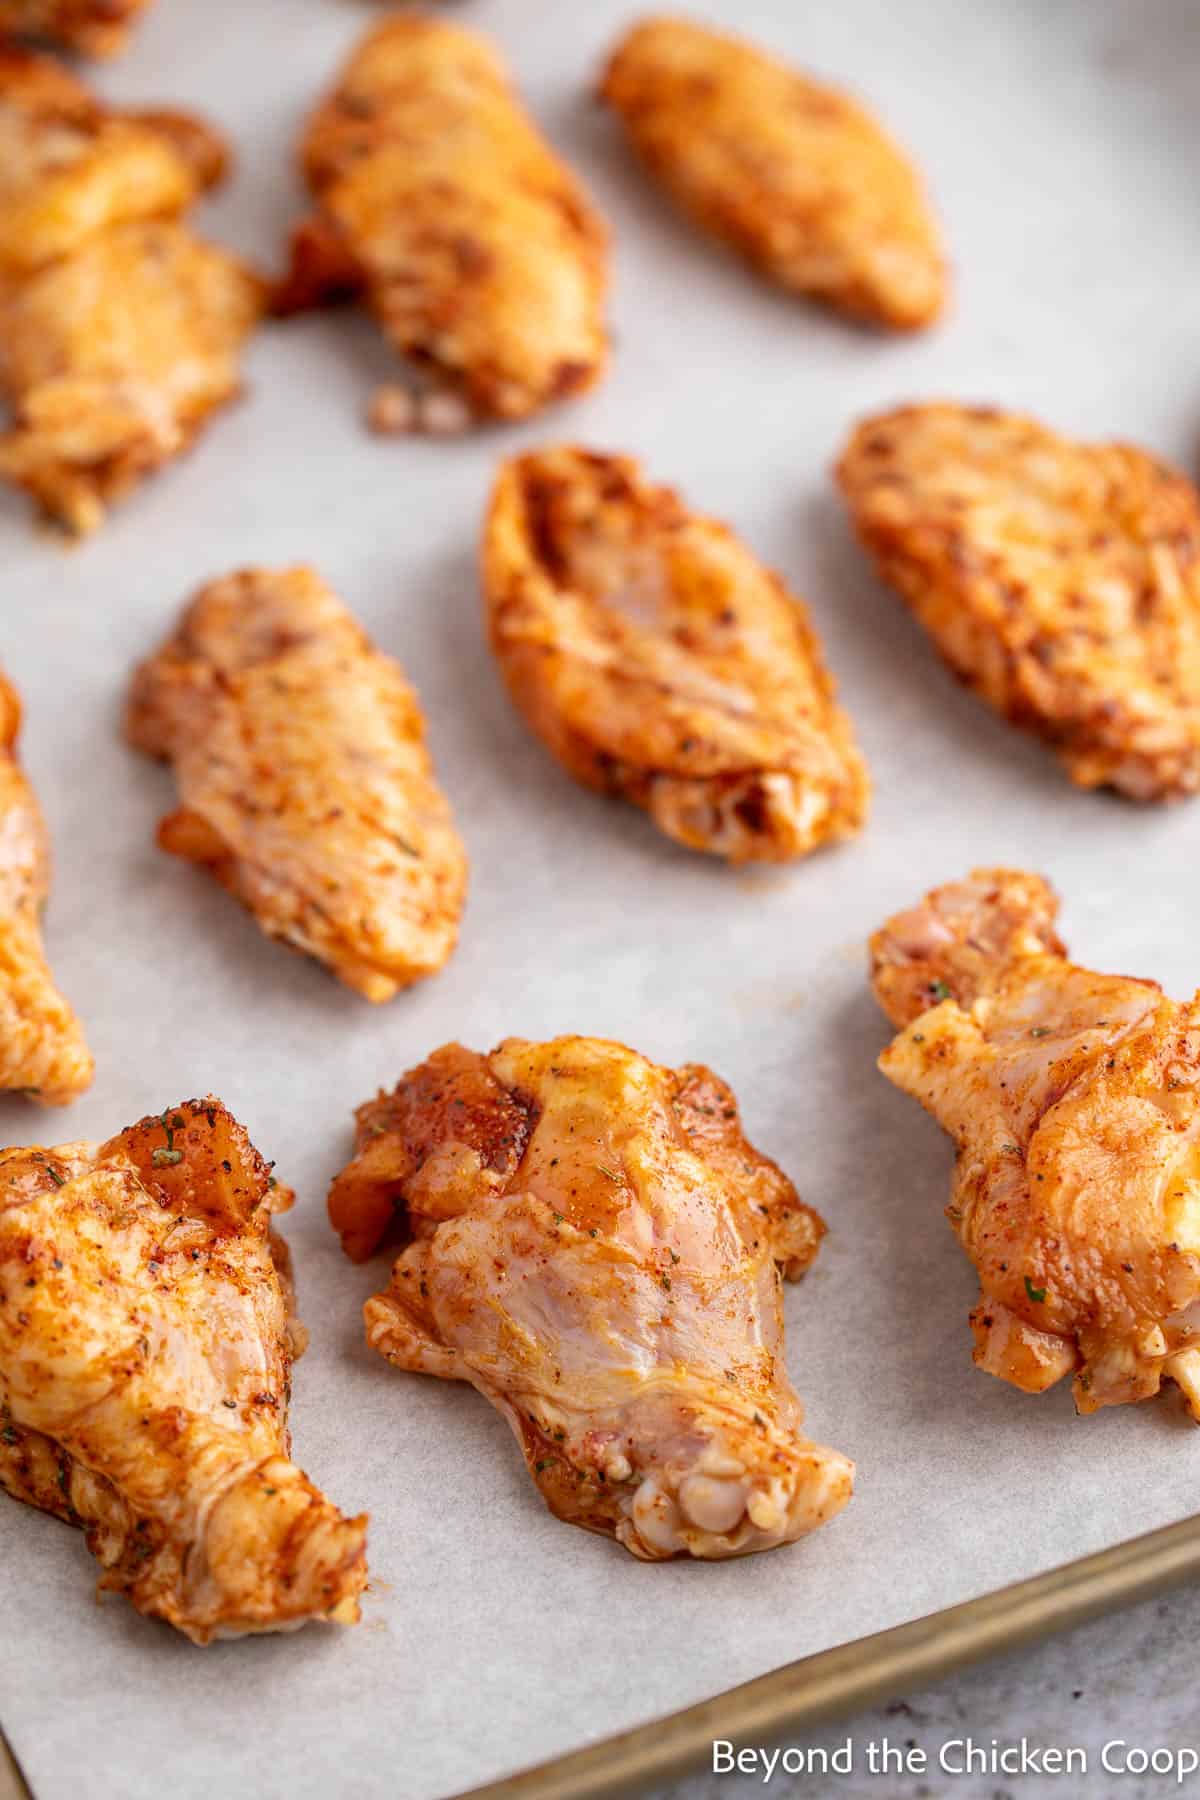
[658,1583,1200,1800]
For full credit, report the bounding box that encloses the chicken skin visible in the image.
[278,15,610,430]
[483,446,868,862]
[871,868,1200,1419]
[0,1098,368,1641]
[329,1036,853,1561]
[0,50,224,277]
[0,50,261,533]
[127,567,467,1001]
[0,0,155,57]
[0,669,92,1106]
[599,16,947,332]
[837,404,1200,800]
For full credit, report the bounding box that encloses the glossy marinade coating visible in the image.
[0,49,260,533]
[0,670,92,1105]
[484,445,868,861]
[837,403,1200,800]
[280,15,610,424]
[600,15,946,330]
[330,1035,853,1561]
[872,869,1200,1417]
[0,1097,368,1642]
[127,567,468,1001]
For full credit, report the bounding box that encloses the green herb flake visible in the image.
[45,1164,64,1188]
[930,979,952,1002]
[1024,1275,1047,1304]
[1030,1027,1052,1039]
[152,1147,183,1168]
[595,1164,621,1183]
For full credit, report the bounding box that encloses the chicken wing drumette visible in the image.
[0,0,155,57]
[599,16,947,331]
[127,566,468,1000]
[329,1036,852,1561]
[872,868,1200,1417]
[0,669,92,1105]
[0,50,261,533]
[483,446,868,861]
[278,15,610,431]
[837,404,1200,799]
[0,1098,368,1641]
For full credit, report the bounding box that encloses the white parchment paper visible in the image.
[3,1,1200,1794]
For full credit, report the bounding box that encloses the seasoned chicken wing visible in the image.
[0,1097,368,1641]
[279,15,610,429]
[0,49,224,277]
[872,868,1200,1418]
[330,1036,853,1560]
[0,0,155,57]
[837,403,1200,800]
[0,669,92,1105]
[483,446,868,861]
[127,566,467,1001]
[599,16,946,331]
[0,51,260,533]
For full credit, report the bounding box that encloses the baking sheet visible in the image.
[3,1,1200,1796]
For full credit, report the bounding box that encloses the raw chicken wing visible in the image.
[0,668,92,1105]
[837,403,1200,799]
[330,1036,853,1560]
[127,566,468,1000]
[279,15,610,428]
[0,1097,368,1641]
[484,446,868,861]
[0,0,155,56]
[0,50,261,533]
[872,868,1200,1417]
[600,16,947,330]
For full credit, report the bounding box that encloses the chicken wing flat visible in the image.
[837,404,1200,800]
[483,446,868,861]
[329,1036,853,1561]
[599,16,946,331]
[279,15,610,427]
[871,868,1200,1419]
[0,669,92,1105]
[127,567,468,1001]
[0,0,155,57]
[0,49,223,277]
[0,51,260,533]
[0,1097,368,1641]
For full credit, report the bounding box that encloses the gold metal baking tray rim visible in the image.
[4,1511,1200,1800]
[452,1510,1200,1800]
